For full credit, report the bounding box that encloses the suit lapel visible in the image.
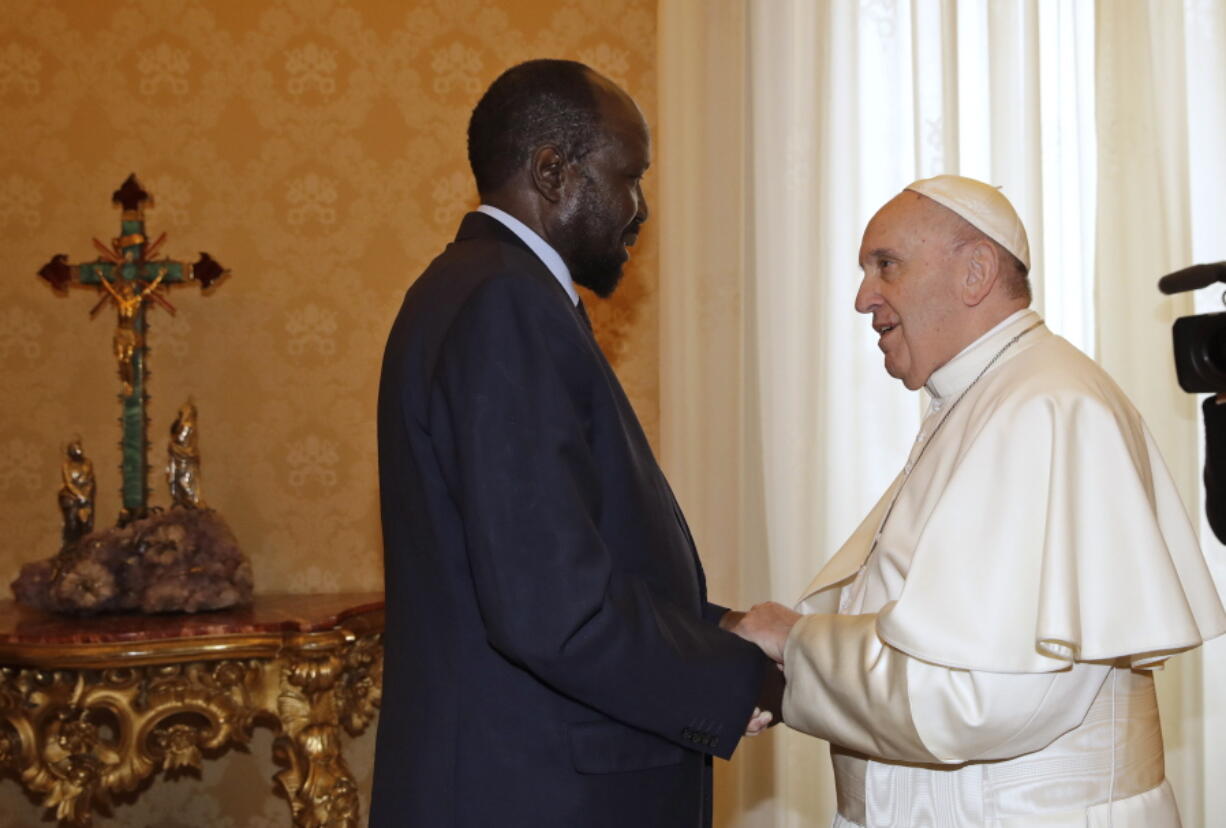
[455,212,591,335]
[455,212,705,611]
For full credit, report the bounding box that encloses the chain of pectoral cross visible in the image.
[840,319,1043,614]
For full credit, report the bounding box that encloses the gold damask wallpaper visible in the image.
[0,0,658,823]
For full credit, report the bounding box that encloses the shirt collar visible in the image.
[924,309,1045,402]
[476,204,578,306]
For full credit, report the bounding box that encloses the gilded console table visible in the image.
[0,592,383,826]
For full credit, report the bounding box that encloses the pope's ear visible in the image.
[962,239,1000,307]
[529,145,567,204]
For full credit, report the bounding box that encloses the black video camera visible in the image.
[1159,262,1226,392]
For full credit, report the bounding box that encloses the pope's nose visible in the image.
[854,276,879,315]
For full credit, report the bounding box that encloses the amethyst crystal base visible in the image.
[12,508,253,614]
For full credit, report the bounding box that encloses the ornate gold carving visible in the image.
[0,631,383,826]
[271,632,383,828]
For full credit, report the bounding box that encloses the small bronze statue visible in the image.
[16,411,252,614]
[58,439,95,545]
[167,400,204,508]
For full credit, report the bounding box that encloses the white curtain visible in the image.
[1185,1,1226,820]
[657,1,1226,825]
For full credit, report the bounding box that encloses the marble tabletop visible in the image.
[0,591,384,647]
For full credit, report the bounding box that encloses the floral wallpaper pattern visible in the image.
[0,0,657,822]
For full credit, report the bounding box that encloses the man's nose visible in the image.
[854,276,878,314]
[635,182,649,223]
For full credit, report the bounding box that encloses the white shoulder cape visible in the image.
[798,328,1226,673]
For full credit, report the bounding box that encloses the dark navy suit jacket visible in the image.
[370,213,770,827]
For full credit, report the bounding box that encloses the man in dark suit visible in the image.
[370,59,776,828]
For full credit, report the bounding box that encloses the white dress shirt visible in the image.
[476,204,579,306]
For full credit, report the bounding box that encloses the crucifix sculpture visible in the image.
[38,174,228,524]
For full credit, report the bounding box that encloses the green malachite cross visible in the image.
[38,174,228,525]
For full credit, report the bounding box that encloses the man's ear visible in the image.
[530,145,567,204]
[962,240,1000,307]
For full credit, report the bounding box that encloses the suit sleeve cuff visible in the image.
[703,602,731,625]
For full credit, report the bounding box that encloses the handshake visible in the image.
[720,601,803,737]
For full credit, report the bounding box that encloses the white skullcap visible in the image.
[905,174,1030,270]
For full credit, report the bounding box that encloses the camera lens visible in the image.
[1208,329,1226,376]
[1173,312,1226,393]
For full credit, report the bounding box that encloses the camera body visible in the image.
[1160,262,1226,393]
[1162,262,1226,543]
[1172,311,1226,393]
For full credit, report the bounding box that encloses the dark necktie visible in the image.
[575,299,593,331]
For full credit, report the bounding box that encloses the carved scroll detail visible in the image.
[272,632,383,828]
[0,632,383,826]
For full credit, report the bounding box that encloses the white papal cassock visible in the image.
[783,309,1226,827]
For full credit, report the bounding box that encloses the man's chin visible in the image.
[893,367,927,391]
[883,360,914,389]
[573,262,626,299]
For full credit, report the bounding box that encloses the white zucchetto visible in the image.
[905,174,1031,270]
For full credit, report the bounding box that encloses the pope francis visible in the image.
[734,175,1226,827]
